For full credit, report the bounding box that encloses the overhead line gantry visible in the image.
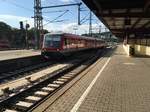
[34,0,82,49]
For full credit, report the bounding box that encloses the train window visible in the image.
[44,35,61,48]
[45,35,52,41]
[53,37,61,41]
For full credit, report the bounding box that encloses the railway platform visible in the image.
[31,45,150,112]
[0,49,40,61]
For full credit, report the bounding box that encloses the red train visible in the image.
[41,33,106,58]
[0,40,10,50]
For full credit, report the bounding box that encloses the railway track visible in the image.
[0,49,102,85]
[0,50,103,112]
[0,63,70,102]
[0,53,89,100]
[0,52,81,84]
[0,61,54,84]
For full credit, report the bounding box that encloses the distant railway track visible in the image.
[0,61,55,84]
[0,50,93,84]
[0,48,22,51]
[0,55,56,84]
[0,49,103,112]
[0,55,44,74]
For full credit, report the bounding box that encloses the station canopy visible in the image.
[82,0,150,38]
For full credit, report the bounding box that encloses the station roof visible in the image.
[82,0,150,38]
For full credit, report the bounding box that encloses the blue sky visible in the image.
[0,0,105,34]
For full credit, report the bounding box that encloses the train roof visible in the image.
[45,32,104,41]
[45,32,64,35]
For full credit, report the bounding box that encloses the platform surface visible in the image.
[32,45,150,112]
[0,50,40,61]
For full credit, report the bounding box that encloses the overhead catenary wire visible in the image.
[44,17,68,23]
[47,20,68,23]
[1,0,33,12]
[80,13,90,24]
[43,10,69,13]
[43,10,69,26]
[1,0,102,34]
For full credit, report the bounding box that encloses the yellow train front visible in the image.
[41,33,106,58]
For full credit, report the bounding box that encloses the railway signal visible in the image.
[20,21,24,29]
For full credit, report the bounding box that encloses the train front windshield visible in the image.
[44,35,61,48]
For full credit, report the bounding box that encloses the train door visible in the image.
[63,37,67,50]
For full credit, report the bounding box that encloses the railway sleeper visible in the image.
[1,51,103,112]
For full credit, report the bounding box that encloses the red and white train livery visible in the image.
[41,33,106,57]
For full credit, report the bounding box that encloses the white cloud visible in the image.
[0,14,34,28]
[46,22,103,35]
[0,14,104,34]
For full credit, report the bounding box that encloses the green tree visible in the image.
[0,21,12,41]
